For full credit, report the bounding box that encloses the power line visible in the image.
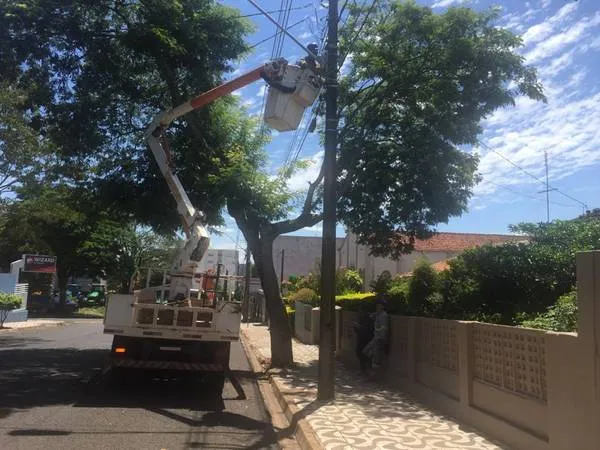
[237,3,312,19]
[486,180,579,208]
[478,141,589,211]
[338,0,378,72]
[248,17,310,49]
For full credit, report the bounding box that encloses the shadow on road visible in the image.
[0,347,108,418]
[1,346,278,448]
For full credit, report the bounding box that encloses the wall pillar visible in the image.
[406,317,417,384]
[457,321,474,410]
[547,251,600,450]
[575,251,600,449]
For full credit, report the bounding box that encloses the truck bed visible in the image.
[103,294,241,342]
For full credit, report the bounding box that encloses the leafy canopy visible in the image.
[337,1,545,257]
[1,0,254,231]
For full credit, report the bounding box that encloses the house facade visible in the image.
[272,235,346,283]
[340,232,525,287]
[272,232,523,290]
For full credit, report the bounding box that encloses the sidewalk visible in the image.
[242,323,506,450]
[0,319,64,331]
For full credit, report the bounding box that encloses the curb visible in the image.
[0,320,66,333]
[240,329,323,450]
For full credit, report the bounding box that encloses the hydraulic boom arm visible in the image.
[145,58,310,281]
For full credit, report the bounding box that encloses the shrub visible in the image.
[336,267,363,294]
[521,290,577,332]
[370,270,392,295]
[440,243,573,324]
[0,293,22,328]
[408,261,439,315]
[287,275,301,293]
[335,293,377,312]
[285,306,296,332]
[288,288,319,307]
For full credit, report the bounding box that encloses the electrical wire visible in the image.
[485,180,580,208]
[237,3,312,19]
[478,141,589,210]
[248,17,310,49]
[338,0,378,72]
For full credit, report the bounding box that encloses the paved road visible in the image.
[0,320,278,450]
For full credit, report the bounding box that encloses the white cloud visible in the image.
[299,31,312,40]
[521,1,578,46]
[524,12,600,64]
[256,85,266,97]
[477,86,600,204]
[540,0,552,8]
[431,0,465,8]
[286,151,324,192]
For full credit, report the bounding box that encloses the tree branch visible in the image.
[271,162,325,236]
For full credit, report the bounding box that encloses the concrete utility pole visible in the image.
[538,151,556,223]
[280,249,285,287]
[243,248,251,322]
[318,0,339,401]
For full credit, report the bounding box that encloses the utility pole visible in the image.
[318,0,338,401]
[538,151,556,223]
[243,247,251,322]
[280,249,285,288]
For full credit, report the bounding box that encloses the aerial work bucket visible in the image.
[264,64,320,132]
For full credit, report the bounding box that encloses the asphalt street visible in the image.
[0,320,278,450]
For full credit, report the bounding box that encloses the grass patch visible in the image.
[75,306,106,318]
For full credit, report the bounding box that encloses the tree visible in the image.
[0,1,546,366]
[336,2,545,257]
[0,0,254,231]
[408,260,439,315]
[0,185,93,308]
[216,2,546,366]
[439,216,600,324]
[0,293,22,328]
[81,221,180,293]
[0,83,47,197]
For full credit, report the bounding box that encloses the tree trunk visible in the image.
[258,239,293,367]
[56,265,68,310]
[244,231,293,367]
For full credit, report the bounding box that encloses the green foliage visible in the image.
[337,1,545,258]
[440,238,575,324]
[288,288,319,307]
[0,293,22,327]
[336,267,363,294]
[521,290,578,332]
[335,293,377,312]
[81,222,179,293]
[0,83,48,196]
[408,261,440,315]
[0,0,254,231]
[286,275,301,294]
[371,271,393,295]
[285,306,295,332]
[386,276,411,314]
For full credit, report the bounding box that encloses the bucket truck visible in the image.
[103,57,321,387]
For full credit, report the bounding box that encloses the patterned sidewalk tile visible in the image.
[242,324,507,450]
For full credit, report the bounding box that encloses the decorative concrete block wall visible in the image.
[337,251,600,450]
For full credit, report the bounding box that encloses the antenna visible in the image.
[538,151,557,223]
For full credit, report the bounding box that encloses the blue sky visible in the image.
[210,0,600,253]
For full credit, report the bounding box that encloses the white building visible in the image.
[272,235,346,283]
[198,248,240,277]
[272,232,522,290]
[339,232,524,287]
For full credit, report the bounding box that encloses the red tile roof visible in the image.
[412,232,525,253]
